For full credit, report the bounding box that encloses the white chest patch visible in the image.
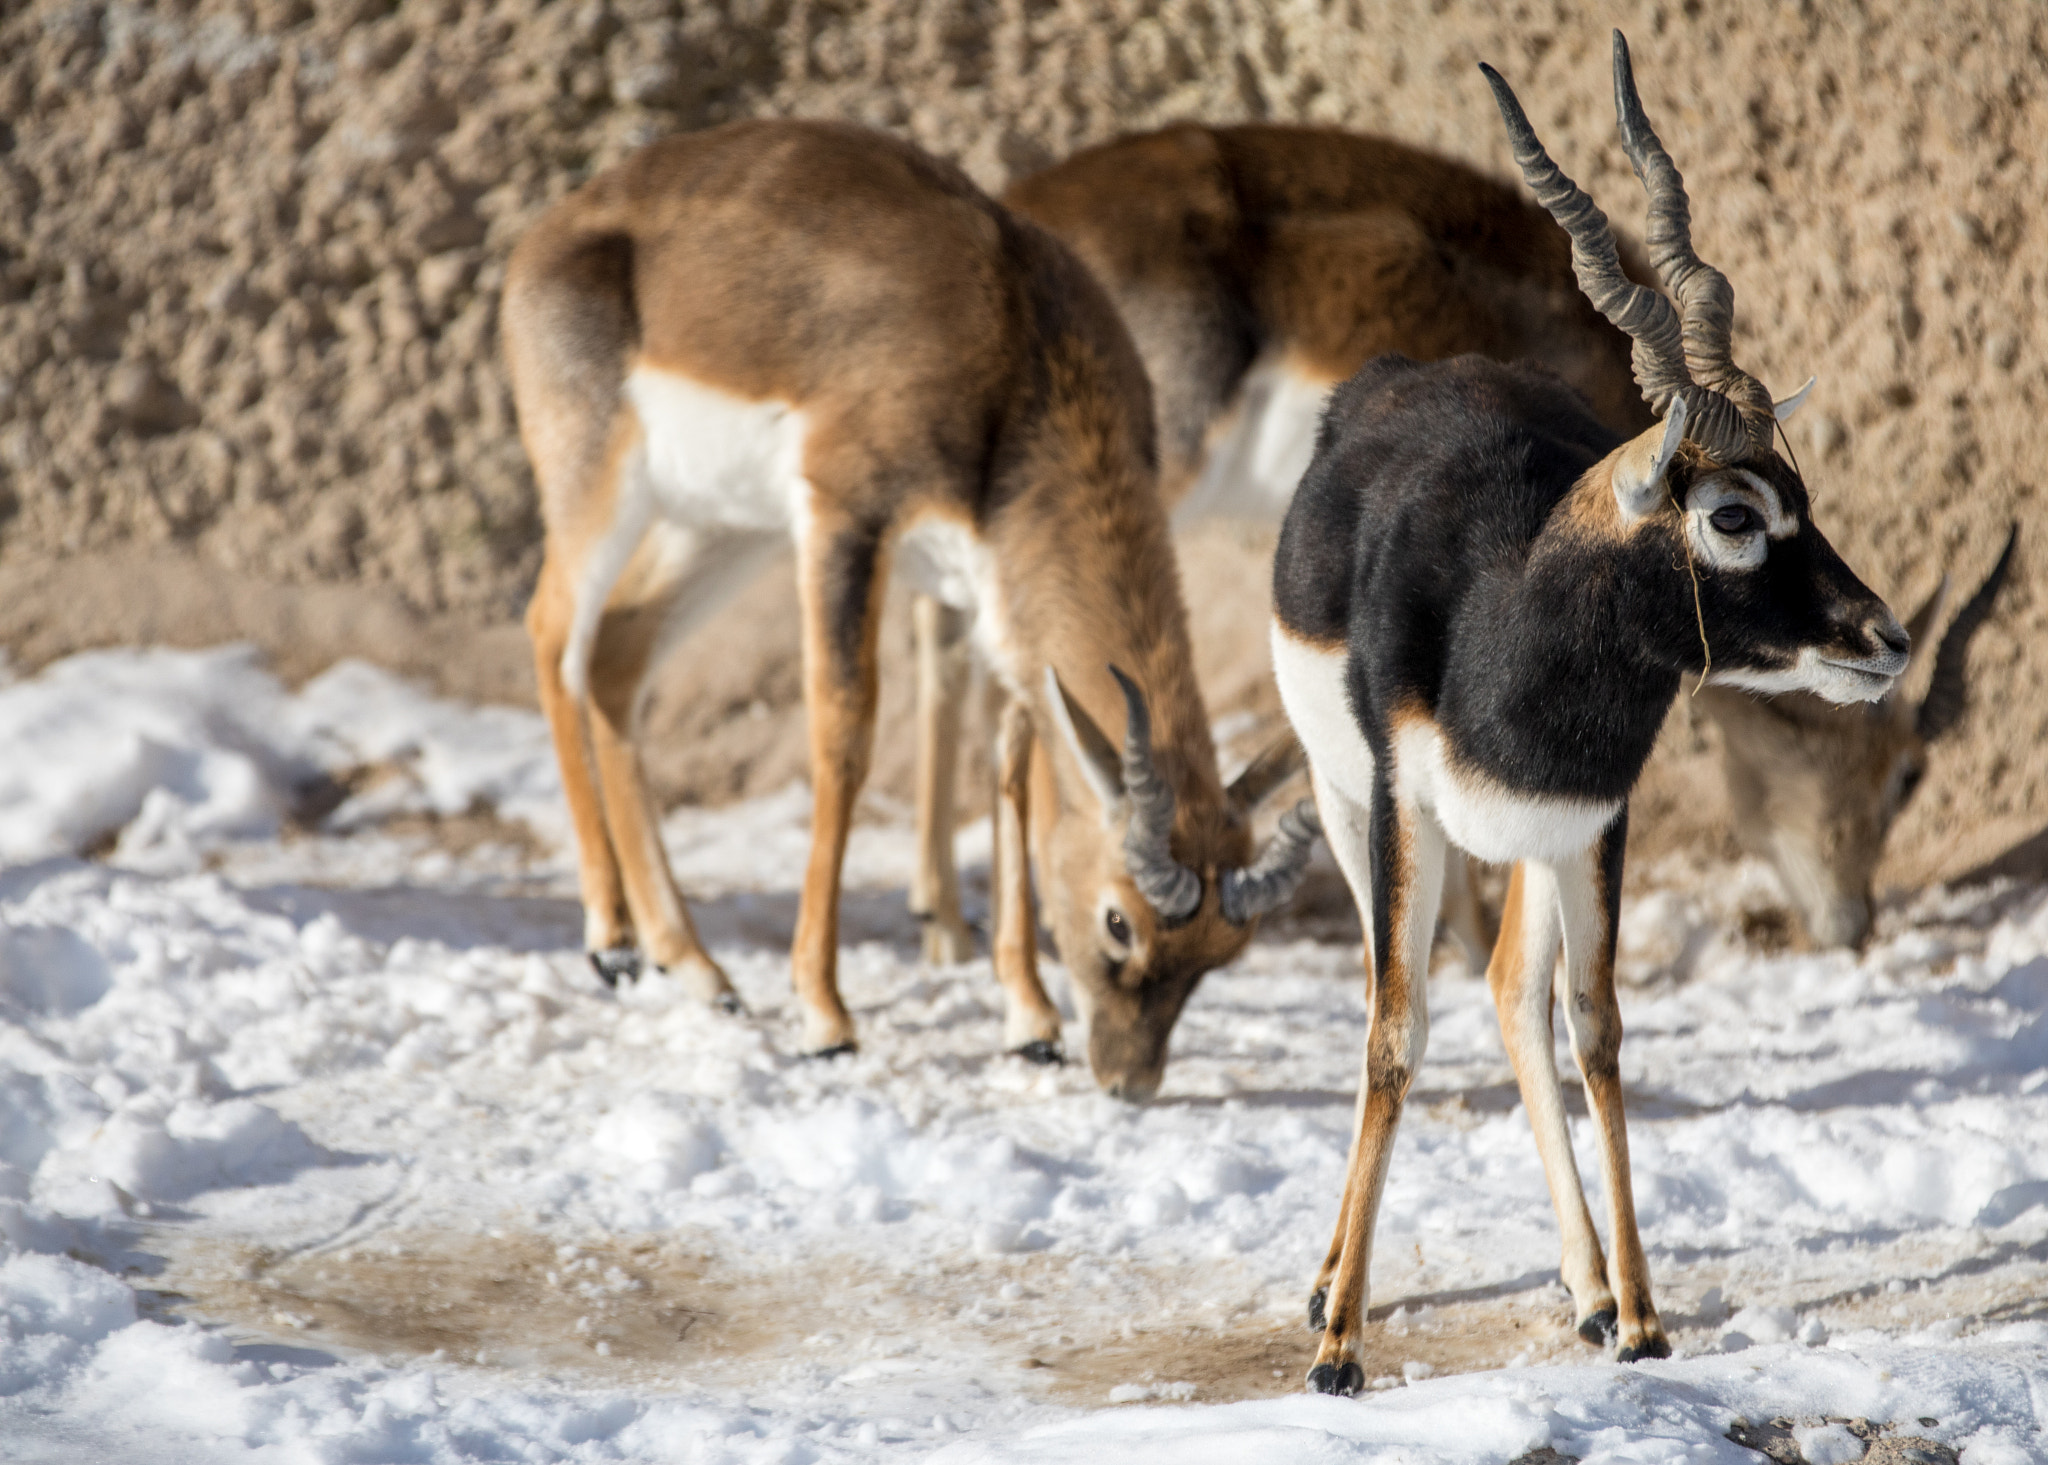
[1389,720,1620,866]
[1271,622,1621,865]
[624,367,809,532]
[1174,357,1334,526]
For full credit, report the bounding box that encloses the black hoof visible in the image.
[1307,1287,1329,1333]
[1306,1361,1363,1396]
[1616,1335,1671,1363]
[1577,1308,1616,1346]
[1012,1038,1065,1066]
[713,991,746,1016]
[589,947,641,989]
[804,1041,859,1061]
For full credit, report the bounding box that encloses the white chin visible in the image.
[1708,649,1898,705]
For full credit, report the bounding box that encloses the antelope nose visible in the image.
[1871,615,1910,659]
[1103,1075,1158,1105]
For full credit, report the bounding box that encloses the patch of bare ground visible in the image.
[147,1226,1659,1401]
[145,1221,2048,1408]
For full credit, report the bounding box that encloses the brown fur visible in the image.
[1002,122,1656,494]
[503,119,1260,1058]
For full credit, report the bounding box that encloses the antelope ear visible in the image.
[1772,375,1818,423]
[1916,522,2020,742]
[1226,733,1305,813]
[1042,666,1123,818]
[1611,396,1688,522]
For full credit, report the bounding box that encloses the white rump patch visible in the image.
[625,368,809,531]
[560,368,809,701]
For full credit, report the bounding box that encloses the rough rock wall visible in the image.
[0,0,2040,885]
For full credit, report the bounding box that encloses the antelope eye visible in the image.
[1104,909,1132,947]
[1709,503,1758,536]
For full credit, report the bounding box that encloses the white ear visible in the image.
[1042,666,1123,819]
[1612,396,1688,522]
[1772,375,1817,423]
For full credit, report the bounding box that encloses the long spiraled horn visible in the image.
[1610,31,1772,459]
[1219,800,1321,925]
[1108,666,1202,923]
[1917,524,2019,742]
[1481,35,1774,464]
[1479,59,1692,417]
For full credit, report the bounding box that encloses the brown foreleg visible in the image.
[1306,773,1446,1395]
[788,508,891,1055]
[909,594,976,964]
[1485,862,1616,1341]
[989,690,1064,1060]
[1552,812,1668,1360]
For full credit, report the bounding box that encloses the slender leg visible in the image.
[1304,764,1373,1331]
[1485,862,1616,1340]
[1439,854,1496,975]
[990,690,1063,1058]
[909,594,976,964]
[788,507,890,1055]
[1551,811,1668,1361]
[1307,770,1447,1395]
[583,594,737,1009]
[528,555,635,978]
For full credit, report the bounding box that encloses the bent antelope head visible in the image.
[1699,526,2019,947]
[1040,667,1316,1102]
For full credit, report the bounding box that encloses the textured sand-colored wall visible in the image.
[0,0,2038,884]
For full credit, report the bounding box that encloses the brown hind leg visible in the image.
[1552,814,1668,1360]
[529,555,636,985]
[581,587,737,1011]
[1485,863,1617,1342]
[910,594,976,965]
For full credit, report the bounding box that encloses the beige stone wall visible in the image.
[0,0,2039,883]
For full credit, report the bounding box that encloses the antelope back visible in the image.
[1002,122,1655,504]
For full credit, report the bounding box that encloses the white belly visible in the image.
[1174,357,1334,526]
[1271,622,1620,865]
[624,367,808,531]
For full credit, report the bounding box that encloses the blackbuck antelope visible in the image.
[502,120,1312,1090]
[1273,35,1909,1392]
[1700,524,2019,948]
[905,121,1654,966]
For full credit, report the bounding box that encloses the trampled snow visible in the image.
[0,646,2043,1462]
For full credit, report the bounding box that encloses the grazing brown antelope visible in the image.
[904,121,1655,964]
[502,119,1313,1090]
[1273,35,1908,1391]
[1701,524,2019,947]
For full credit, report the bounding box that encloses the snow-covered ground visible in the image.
[1,646,2045,1463]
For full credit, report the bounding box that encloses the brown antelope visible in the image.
[1700,524,2019,947]
[905,120,1656,965]
[502,119,1313,1092]
[1273,35,1908,1390]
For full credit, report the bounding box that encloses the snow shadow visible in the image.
[236,881,931,959]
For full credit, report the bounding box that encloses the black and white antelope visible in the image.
[502,119,1312,1093]
[1272,35,1910,1391]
